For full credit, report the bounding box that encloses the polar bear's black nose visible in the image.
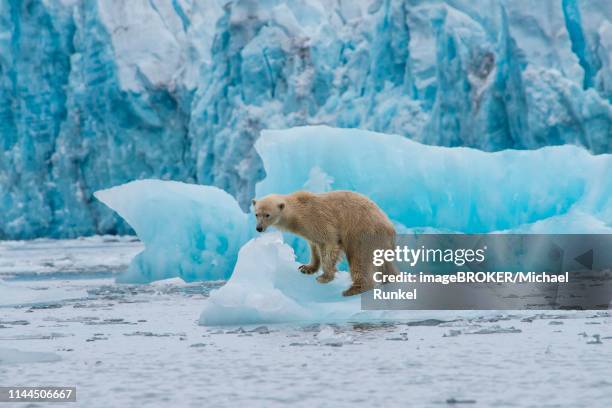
[256,226,263,232]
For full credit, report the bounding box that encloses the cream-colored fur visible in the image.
[252,191,397,296]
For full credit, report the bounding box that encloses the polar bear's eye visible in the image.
[265,214,270,218]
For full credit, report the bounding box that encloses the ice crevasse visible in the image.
[95,126,611,324]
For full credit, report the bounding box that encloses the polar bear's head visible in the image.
[252,195,286,233]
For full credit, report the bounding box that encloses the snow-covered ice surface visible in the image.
[1,239,611,407]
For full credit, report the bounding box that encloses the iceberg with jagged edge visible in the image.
[95,180,249,283]
[95,126,611,283]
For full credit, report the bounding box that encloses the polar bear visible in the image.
[252,191,397,296]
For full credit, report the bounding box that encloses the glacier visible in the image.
[1,0,611,239]
[96,126,612,286]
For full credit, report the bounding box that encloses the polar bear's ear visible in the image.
[278,202,285,210]
[251,199,257,207]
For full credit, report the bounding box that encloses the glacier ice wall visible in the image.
[0,0,214,239]
[96,126,611,283]
[1,0,611,239]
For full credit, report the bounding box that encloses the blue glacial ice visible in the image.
[94,180,249,283]
[96,126,611,288]
[1,0,611,239]
[256,126,612,235]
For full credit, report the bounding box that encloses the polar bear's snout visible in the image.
[252,196,284,233]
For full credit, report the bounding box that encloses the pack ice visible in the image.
[95,126,611,324]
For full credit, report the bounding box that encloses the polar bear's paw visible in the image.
[298,264,318,274]
[342,284,366,297]
[316,274,334,284]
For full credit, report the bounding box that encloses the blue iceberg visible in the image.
[96,126,611,286]
[94,180,249,283]
[256,126,612,235]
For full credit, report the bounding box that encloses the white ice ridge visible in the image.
[95,126,611,284]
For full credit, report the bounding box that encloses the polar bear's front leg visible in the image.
[299,241,321,275]
[317,244,340,284]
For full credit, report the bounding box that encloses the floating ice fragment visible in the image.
[198,232,359,326]
[95,180,249,283]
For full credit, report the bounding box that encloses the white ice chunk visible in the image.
[199,232,360,326]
